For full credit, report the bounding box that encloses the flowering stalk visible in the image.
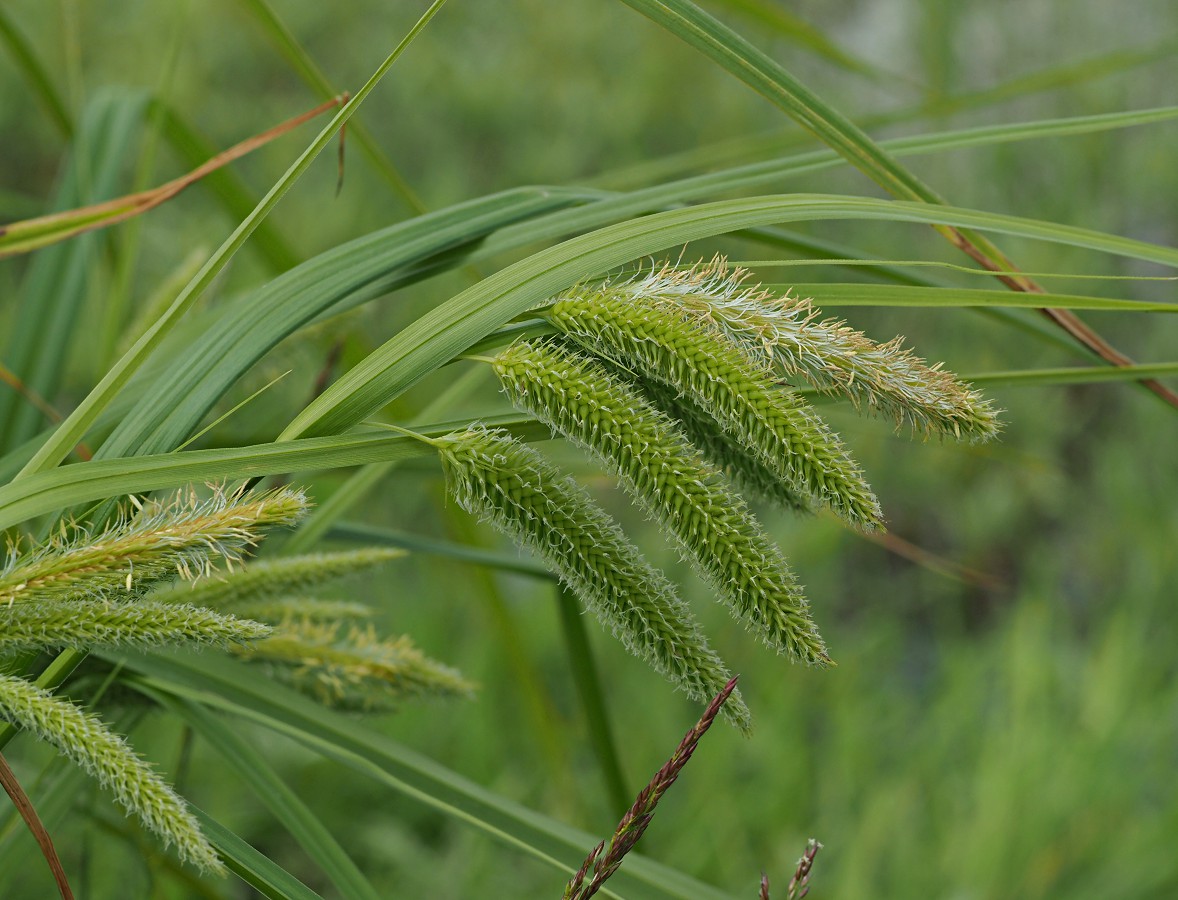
[0,600,269,653]
[787,839,822,900]
[563,677,738,899]
[618,257,999,442]
[544,286,883,531]
[0,674,223,873]
[225,597,374,623]
[237,620,474,711]
[759,838,822,899]
[0,486,307,607]
[434,426,749,728]
[175,547,404,609]
[494,339,828,664]
[0,484,309,876]
[639,379,813,514]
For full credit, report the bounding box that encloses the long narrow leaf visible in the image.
[155,697,381,900]
[280,194,1178,440]
[97,187,585,461]
[619,0,1178,405]
[0,415,545,533]
[477,106,1178,267]
[89,106,1174,467]
[17,0,449,480]
[119,650,734,900]
[619,0,939,204]
[188,807,325,900]
[778,283,1178,313]
[969,363,1178,387]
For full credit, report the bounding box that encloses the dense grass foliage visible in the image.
[1,1,1176,898]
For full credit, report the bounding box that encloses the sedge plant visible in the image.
[0,1,1174,896]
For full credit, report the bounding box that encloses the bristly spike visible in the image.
[493,339,829,665]
[173,547,405,609]
[544,283,885,531]
[433,425,750,729]
[236,620,474,711]
[638,379,814,515]
[0,674,224,873]
[618,256,1001,442]
[0,600,269,652]
[0,486,307,608]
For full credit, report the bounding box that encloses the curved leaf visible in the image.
[120,650,734,900]
[782,283,1178,313]
[188,807,325,900]
[0,415,545,532]
[97,187,586,461]
[281,194,1178,440]
[17,0,448,479]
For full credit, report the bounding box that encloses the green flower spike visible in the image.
[239,620,474,712]
[0,599,268,653]
[0,485,308,608]
[434,425,750,728]
[0,674,224,873]
[176,547,405,610]
[627,257,1001,442]
[494,339,829,665]
[0,485,307,874]
[544,286,884,531]
[639,379,813,515]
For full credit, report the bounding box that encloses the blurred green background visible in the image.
[1,1,1177,897]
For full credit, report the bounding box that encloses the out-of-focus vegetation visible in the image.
[1,1,1176,897]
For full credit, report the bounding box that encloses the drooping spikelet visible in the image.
[544,288,884,531]
[0,485,312,873]
[621,257,1000,442]
[237,620,473,712]
[494,339,828,664]
[0,673,224,873]
[639,380,813,514]
[434,425,749,728]
[0,600,269,653]
[0,485,308,607]
[175,547,404,609]
[225,597,375,623]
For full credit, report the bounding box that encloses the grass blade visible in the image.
[188,807,325,900]
[778,283,1178,313]
[968,363,1178,388]
[619,0,936,203]
[97,187,583,461]
[119,650,734,900]
[280,193,1178,440]
[154,696,381,900]
[0,415,546,533]
[17,0,450,480]
[416,106,1178,295]
[619,0,1178,406]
